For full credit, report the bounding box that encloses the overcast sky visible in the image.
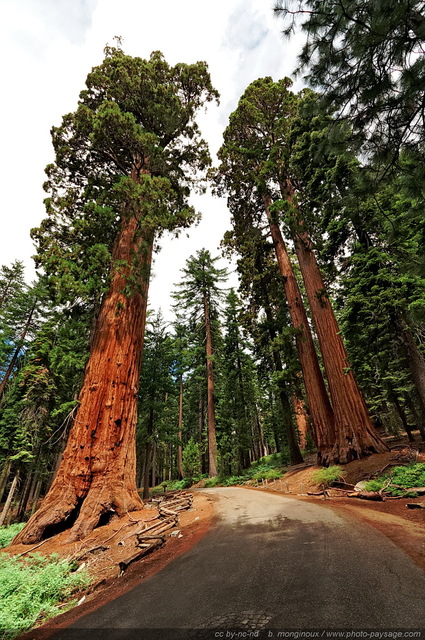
[0,0,305,319]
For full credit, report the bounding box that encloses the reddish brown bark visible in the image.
[15,201,154,544]
[293,396,309,450]
[204,294,218,477]
[281,180,388,463]
[263,196,335,464]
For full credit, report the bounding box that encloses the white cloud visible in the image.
[0,0,305,317]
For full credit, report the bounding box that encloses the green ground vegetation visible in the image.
[0,552,89,639]
[365,463,425,497]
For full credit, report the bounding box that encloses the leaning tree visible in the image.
[15,45,218,544]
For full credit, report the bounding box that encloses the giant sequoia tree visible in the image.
[15,46,218,544]
[217,77,387,464]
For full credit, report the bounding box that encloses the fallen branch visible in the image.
[16,538,50,558]
[73,544,110,561]
[119,539,164,575]
[347,491,385,501]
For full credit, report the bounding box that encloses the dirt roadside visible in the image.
[12,492,215,639]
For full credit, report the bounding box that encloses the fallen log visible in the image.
[119,516,177,544]
[118,539,164,575]
[406,503,425,509]
[347,491,385,501]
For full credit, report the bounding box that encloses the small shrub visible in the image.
[0,553,90,638]
[221,475,246,486]
[204,476,220,488]
[253,468,283,481]
[0,523,25,549]
[182,439,201,482]
[312,466,345,488]
[364,479,382,492]
[365,463,425,496]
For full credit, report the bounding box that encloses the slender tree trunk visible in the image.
[397,313,425,420]
[263,196,335,464]
[0,458,11,504]
[142,443,152,501]
[403,392,425,441]
[293,396,308,450]
[177,375,184,479]
[0,472,20,527]
[279,181,388,463]
[27,472,38,511]
[386,384,414,442]
[255,410,266,459]
[16,470,33,522]
[151,441,157,489]
[198,391,206,474]
[204,294,218,477]
[15,172,154,544]
[142,406,155,500]
[0,304,36,398]
[30,478,42,517]
[263,292,304,464]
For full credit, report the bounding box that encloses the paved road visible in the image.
[55,488,425,638]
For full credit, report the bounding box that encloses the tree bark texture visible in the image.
[15,208,154,544]
[204,294,218,477]
[263,196,335,464]
[281,181,388,462]
[293,396,309,450]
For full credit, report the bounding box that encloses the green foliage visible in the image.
[275,0,425,166]
[32,47,218,306]
[250,452,290,469]
[365,463,425,496]
[311,466,345,487]
[204,476,221,488]
[0,553,89,638]
[252,468,283,481]
[182,438,202,482]
[151,478,191,494]
[0,524,25,549]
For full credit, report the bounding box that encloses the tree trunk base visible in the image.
[13,480,143,545]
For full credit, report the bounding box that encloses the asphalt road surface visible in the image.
[54,487,425,639]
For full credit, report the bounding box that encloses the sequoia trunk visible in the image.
[281,180,388,462]
[15,196,154,544]
[263,196,335,464]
